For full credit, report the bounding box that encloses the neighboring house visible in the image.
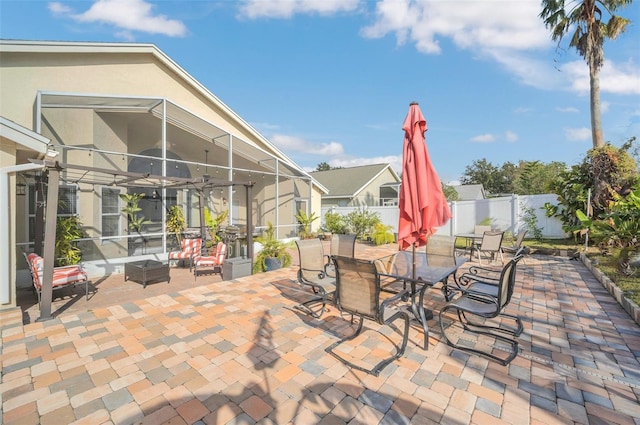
[451,184,486,201]
[311,163,400,208]
[0,39,327,308]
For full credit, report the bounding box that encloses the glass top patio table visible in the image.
[455,233,484,259]
[376,250,467,350]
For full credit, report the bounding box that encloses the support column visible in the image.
[38,166,60,321]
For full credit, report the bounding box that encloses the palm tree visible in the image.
[540,0,631,148]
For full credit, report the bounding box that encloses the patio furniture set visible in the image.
[121,238,228,287]
[295,233,528,375]
[23,236,230,312]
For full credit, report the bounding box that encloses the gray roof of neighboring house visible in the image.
[452,184,486,200]
[310,163,400,199]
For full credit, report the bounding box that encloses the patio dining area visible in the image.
[2,242,640,424]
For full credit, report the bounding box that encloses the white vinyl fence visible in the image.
[321,194,567,239]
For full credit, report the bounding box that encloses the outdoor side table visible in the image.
[124,260,170,288]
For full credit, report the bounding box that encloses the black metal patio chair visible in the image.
[326,256,410,376]
[295,238,336,318]
[439,253,522,365]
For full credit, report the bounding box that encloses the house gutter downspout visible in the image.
[0,163,45,305]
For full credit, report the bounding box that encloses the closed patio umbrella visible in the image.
[398,102,451,274]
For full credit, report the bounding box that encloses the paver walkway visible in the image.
[1,243,639,424]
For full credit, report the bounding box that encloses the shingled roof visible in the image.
[310,163,399,199]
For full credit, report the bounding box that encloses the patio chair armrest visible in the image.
[465,291,500,307]
[381,288,411,311]
[300,266,331,280]
[468,264,502,274]
[458,272,499,287]
[54,264,87,274]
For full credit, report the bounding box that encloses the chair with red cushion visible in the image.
[23,252,90,307]
[168,237,202,271]
[193,242,227,281]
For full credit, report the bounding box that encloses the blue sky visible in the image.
[1,0,639,184]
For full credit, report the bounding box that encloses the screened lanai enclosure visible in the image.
[16,92,314,270]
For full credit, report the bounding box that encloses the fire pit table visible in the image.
[124,260,170,288]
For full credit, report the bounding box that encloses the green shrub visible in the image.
[371,223,395,246]
[324,211,348,234]
[346,208,380,239]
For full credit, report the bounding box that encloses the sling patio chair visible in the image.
[326,256,410,376]
[502,230,528,263]
[425,235,458,267]
[439,254,522,365]
[295,238,336,318]
[23,252,90,307]
[325,233,356,277]
[425,234,461,301]
[454,246,527,337]
[193,241,227,281]
[473,231,505,265]
[168,237,202,271]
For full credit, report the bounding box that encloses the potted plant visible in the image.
[166,205,186,246]
[120,192,151,254]
[253,222,292,273]
[55,216,85,266]
[295,209,318,239]
[204,208,229,248]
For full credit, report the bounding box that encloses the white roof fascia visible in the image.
[0,116,50,153]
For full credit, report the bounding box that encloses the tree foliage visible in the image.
[461,158,569,196]
[514,160,568,195]
[577,175,640,275]
[540,0,631,148]
[316,162,331,171]
[442,183,459,201]
[546,142,638,235]
[461,159,516,195]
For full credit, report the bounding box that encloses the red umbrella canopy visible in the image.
[398,102,451,251]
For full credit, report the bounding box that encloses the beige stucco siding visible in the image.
[0,52,271,155]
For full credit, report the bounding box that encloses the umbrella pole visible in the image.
[412,243,416,281]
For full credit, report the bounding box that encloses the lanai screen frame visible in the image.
[33,91,313,247]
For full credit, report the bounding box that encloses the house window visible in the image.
[28,183,78,241]
[102,188,121,240]
[295,199,307,217]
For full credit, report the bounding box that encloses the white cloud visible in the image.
[560,59,640,95]
[361,0,550,54]
[48,2,72,14]
[50,0,187,37]
[270,134,345,156]
[556,106,579,113]
[238,0,360,19]
[601,101,610,113]
[359,1,639,96]
[470,134,495,143]
[513,107,533,115]
[505,131,518,142]
[564,127,591,142]
[601,60,640,95]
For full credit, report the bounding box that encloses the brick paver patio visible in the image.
[2,242,639,424]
